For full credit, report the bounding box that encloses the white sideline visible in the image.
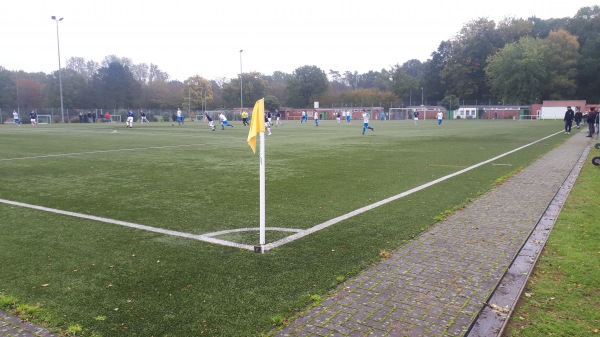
[262,130,562,250]
[0,131,562,252]
[0,141,237,162]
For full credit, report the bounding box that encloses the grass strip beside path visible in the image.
[503,150,600,336]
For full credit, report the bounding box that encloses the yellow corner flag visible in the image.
[247,98,265,153]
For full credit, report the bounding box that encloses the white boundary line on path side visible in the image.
[1,131,562,252]
[262,131,563,251]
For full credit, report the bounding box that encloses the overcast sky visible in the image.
[2,0,596,82]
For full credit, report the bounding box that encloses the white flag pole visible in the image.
[256,131,266,253]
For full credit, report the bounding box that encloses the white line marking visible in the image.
[0,198,255,251]
[0,141,240,162]
[262,131,563,251]
[0,131,562,252]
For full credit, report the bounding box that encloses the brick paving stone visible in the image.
[0,309,61,337]
[273,133,589,337]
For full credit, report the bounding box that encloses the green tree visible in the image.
[338,89,398,110]
[264,95,281,112]
[65,57,99,83]
[442,18,502,100]
[221,72,267,108]
[570,6,600,100]
[359,70,389,91]
[285,66,328,108]
[530,16,569,39]
[422,41,452,104]
[44,69,90,108]
[148,63,169,83]
[496,17,534,45]
[543,29,579,99]
[91,61,140,109]
[0,67,16,107]
[264,71,290,106]
[576,31,600,101]
[441,94,460,111]
[485,36,549,103]
[388,65,418,103]
[183,75,212,111]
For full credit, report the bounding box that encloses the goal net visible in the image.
[110,115,122,123]
[37,115,52,124]
[388,108,412,120]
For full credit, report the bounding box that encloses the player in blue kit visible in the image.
[362,112,374,135]
[126,109,135,128]
[218,112,234,130]
[29,110,37,127]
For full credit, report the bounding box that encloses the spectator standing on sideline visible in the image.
[126,109,135,128]
[104,112,110,123]
[563,106,574,134]
[314,110,319,127]
[381,111,385,121]
[437,111,444,125]
[574,107,583,129]
[361,111,375,135]
[594,111,600,139]
[205,113,216,131]
[218,112,234,130]
[241,110,249,126]
[586,107,597,137]
[29,110,37,127]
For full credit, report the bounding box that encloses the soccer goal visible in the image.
[110,115,122,123]
[37,115,52,124]
[388,108,412,120]
[195,114,206,121]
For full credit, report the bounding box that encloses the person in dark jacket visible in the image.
[563,106,574,134]
[594,111,600,139]
[574,107,583,129]
[586,107,597,137]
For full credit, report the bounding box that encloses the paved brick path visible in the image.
[274,133,589,337]
[0,133,590,337]
[0,309,58,337]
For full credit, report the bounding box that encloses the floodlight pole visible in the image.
[239,50,243,114]
[421,87,425,120]
[51,16,65,124]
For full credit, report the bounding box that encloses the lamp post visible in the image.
[239,50,243,114]
[421,87,425,120]
[51,16,65,123]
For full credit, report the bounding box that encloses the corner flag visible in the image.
[247,98,267,253]
[247,98,265,153]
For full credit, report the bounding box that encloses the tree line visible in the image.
[1,6,598,118]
